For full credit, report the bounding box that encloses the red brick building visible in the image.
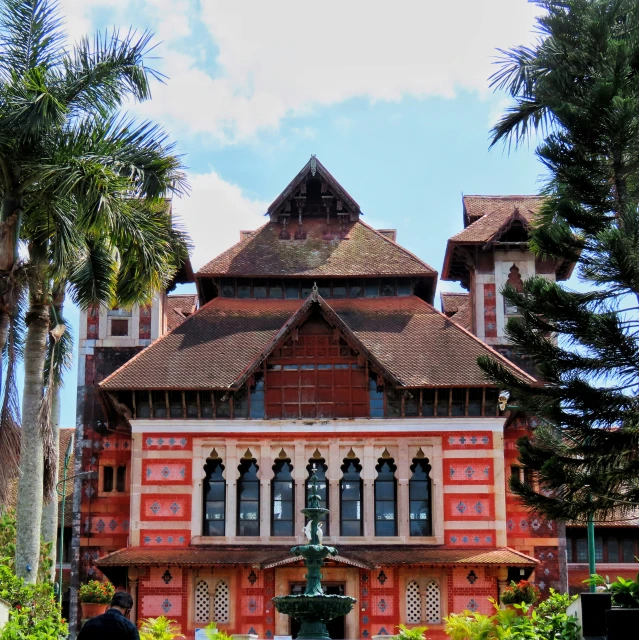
[71,158,573,639]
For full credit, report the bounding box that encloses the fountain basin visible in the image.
[272,594,356,623]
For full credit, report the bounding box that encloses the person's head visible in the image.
[110,591,133,617]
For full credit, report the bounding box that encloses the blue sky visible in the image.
[55,0,550,427]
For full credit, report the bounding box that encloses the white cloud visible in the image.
[60,0,541,143]
[172,171,268,271]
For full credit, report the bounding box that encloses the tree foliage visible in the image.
[479,0,639,521]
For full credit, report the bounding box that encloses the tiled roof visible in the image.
[165,294,198,332]
[196,219,436,278]
[440,293,471,332]
[463,195,545,224]
[451,203,536,244]
[441,293,469,315]
[97,545,537,571]
[100,295,534,391]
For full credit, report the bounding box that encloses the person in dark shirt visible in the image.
[78,591,140,640]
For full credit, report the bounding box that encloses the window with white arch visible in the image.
[405,578,441,625]
[195,580,210,623]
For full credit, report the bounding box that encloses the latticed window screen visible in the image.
[195,580,210,623]
[214,580,230,623]
[406,580,422,623]
[425,580,441,623]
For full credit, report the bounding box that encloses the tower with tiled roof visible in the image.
[71,160,570,640]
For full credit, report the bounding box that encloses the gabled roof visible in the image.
[451,201,536,245]
[440,292,471,332]
[100,293,534,392]
[196,219,436,280]
[165,293,198,332]
[462,195,544,226]
[268,155,360,218]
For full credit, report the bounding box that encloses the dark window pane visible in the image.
[250,377,265,419]
[523,468,535,486]
[215,392,231,418]
[410,521,431,536]
[567,540,573,563]
[340,459,362,536]
[341,521,362,536]
[436,389,450,416]
[110,318,129,336]
[376,520,396,536]
[136,391,151,418]
[349,282,364,298]
[239,520,259,536]
[301,284,313,298]
[185,391,199,418]
[397,281,411,296]
[103,466,113,492]
[484,388,499,416]
[253,280,267,299]
[333,285,347,298]
[269,285,283,299]
[380,282,396,296]
[595,537,604,562]
[153,391,167,418]
[375,481,395,500]
[341,501,361,520]
[201,393,213,418]
[386,387,401,418]
[410,459,432,537]
[468,388,482,416]
[221,279,235,297]
[576,538,588,562]
[365,281,379,298]
[317,281,331,298]
[203,459,225,536]
[116,466,126,492]
[170,391,183,418]
[405,392,419,416]
[375,460,397,536]
[285,285,300,299]
[237,285,250,298]
[451,388,465,416]
[234,388,248,418]
[237,460,259,536]
[422,389,435,416]
[623,539,635,562]
[607,537,619,562]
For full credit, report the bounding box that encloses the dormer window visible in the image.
[108,306,131,337]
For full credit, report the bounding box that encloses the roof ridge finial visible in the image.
[310,154,317,176]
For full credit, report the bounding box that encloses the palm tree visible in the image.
[0,0,189,581]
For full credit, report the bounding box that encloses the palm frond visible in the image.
[0,0,65,80]
[67,235,117,309]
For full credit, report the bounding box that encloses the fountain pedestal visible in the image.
[272,470,356,640]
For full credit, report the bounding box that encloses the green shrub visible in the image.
[203,622,233,640]
[585,573,639,608]
[500,580,541,605]
[393,624,428,640]
[0,564,68,640]
[139,616,185,639]
[78,579,115,604]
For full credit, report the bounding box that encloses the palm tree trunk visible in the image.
[40,385,60,582]
[15,288,50,583]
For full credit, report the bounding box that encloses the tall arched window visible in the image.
[375,458,397,536]
[203,458,225,536]
[306,460,329,535]
[195,580,210,623]
[272,459,295,536]
[409,458,432,536]
[406,580,421,624]
[425,580,441,623]
[340,458,363,536]
[213,580,230,623]
[237,459,260,536]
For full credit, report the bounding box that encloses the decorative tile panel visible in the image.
[445,494,492,520]
[142,460,191,485]
[445,459,493,484]
[484,284,497,338]
[141,495,191,521]
[141,594,182,618]
[141,530,190,547]
[241,596,264,617]
[143,435,192,450]
[372,596,394,617]
[444,433,493,449]
[446,530,496,546]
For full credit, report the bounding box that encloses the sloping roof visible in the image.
[451,203,536,245]
[196,219,436,279]
[440,293,471,332]
[165,294,198,332]
[463,195,545,225]
[97,545,538,571]
[100,294,534,391]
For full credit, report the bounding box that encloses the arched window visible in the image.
[272,459,295,536]
[375,458,397,536]
[203,458,225,536]
[340,458,363,536]
[195,580,210,623]
[306,460,329,535]
[213,580,230,623]
[237,459,260,536]
[425,580,441,623]
[409,458,432,536]
[406,580,421,624]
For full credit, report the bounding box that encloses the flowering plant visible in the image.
[500,580,540,605]
[78,580,115,604]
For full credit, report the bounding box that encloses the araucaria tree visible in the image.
[478,0,639,522]
[0,0,189,581]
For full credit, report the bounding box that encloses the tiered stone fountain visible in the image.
[272,468,356,640]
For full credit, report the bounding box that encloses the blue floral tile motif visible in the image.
[180,438,187,446]
[467,571,478,584]
[144,536,151,544]
[538,581,546,591]
[450,536,458,543]
[167,536,174,544]
[449,467,456,477]
[146,467,152,478]
[377,571,387,585]
[178,536,185,544]
[465,466,474,479]
[161,599,172,614]
[266,631,273,638]
[248,628,257,635]
[520,519,528,530]
[169,502,180,514]
[459,436,466,444]
[157,438,164,446]
[470,436,477,444]
[482,436,489,444]
[448,436,456,445]
[362,631,369,638]
[507,519,514,531]
[248,570,258,585]
[485,536,492,543]
[150,502,161,514]
[109,519,118,531]
[474,502,483,514]
[169,438,175,446]
[473,536,480,543]
[85,485,95,498]
[468,599,479,612]
[456,501,467,514]
[180,467,186,478]
[122,520,130,531]
[483,467,490,477]
[249,599,257,613]
[96,519,105,533]
[155,536,163,544]
[146,438,153,446]
[462,536,469,543]
[378,628,389,636]
[162,570,173,585]
[377,599,387,613]
[531,519,540,531]
[161,467,171,478]
[362,616,369,625]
